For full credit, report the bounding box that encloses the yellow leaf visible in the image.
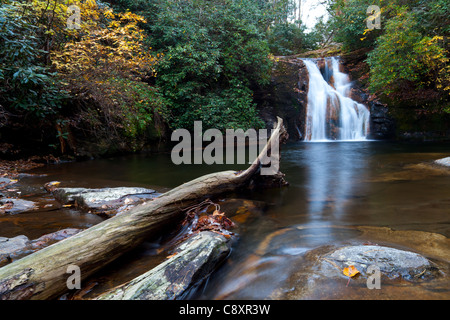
[343,265,360,277]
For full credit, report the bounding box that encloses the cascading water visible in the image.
[302,57,370,141]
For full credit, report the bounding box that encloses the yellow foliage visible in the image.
[52,3,157,82]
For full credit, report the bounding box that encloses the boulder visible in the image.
[45,183,161,217]
[274,243,445,300]
[323,245,439,280]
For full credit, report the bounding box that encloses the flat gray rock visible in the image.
[324,245,438,280]
[0,198,37,214]
[0,235,31,266]
[0,229,83,267]
[46,183,161,216]
[0,235,30,255]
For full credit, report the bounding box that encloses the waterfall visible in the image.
[302,57,370,141]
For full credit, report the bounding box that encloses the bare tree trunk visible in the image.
[297,0,302,26]
[0,118,287,300]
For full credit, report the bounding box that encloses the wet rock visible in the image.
[366,100,396,140]
[45,183,161,217]
[0,198,37,214]
[258,58,308,141]
[0,235,31,266]
[274,243,447,300]
[323,245,439,281]
[435,157,450,167]
[0,177,13,186]
[0,229,83,267]
[97,231,231,300]
[30,228,83,250]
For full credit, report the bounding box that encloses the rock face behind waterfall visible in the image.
[258,58,309,140]
[340,50,396,140]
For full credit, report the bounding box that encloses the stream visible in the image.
[1,140,450,299]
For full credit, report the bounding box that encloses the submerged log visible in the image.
[0,117,287,300]
[97,231,230,300]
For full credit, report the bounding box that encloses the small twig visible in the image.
[321,258,342,272]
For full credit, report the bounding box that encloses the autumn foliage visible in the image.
[51,2,167,148]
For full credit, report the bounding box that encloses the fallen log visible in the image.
[0,117,287,300]
[97,231,230,300]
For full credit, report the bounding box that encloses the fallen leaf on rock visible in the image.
[343,265,360,277]
[343,265,360,287]
[44,181,61,192]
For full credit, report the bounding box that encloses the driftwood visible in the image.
[0,117,287,300]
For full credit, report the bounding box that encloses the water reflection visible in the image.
[303,142,370,219]
[199,141,450,299]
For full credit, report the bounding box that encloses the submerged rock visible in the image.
[45,182,161,217]
[0,229,83,267]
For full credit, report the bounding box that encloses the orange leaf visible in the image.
[343,265,360,278]
[166,252,178,259]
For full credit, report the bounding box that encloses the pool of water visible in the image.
[1,141,449,299]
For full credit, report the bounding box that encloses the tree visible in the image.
[51,1,167,149]
[327,0,449,111]
[0,2,67,119]
[367,9,449,98]
[145,0,273,131]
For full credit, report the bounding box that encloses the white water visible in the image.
[303,57,370,141]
